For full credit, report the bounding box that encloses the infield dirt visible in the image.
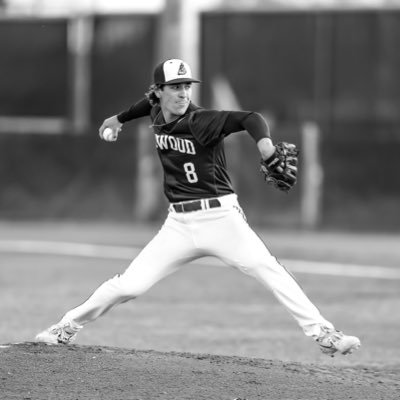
[1,342,399,400]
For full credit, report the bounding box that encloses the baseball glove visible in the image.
[260,142,299,192]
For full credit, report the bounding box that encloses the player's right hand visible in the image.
[99,115,123,140]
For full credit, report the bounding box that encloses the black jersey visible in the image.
[150,103,234,202]
[118,98,269,202]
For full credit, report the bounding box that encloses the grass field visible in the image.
[1,221,399,367]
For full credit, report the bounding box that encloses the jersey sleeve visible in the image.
[189,109,270,146]
[188,110,231,146]
[117,98,152,123]
[223,111,271,142]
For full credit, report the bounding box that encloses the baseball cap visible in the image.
[153,59,200,85]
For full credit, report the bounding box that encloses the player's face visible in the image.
[158,83,192,122]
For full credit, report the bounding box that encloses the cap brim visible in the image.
[158,78,201,85]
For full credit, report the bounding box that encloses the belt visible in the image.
[172,198,221,213]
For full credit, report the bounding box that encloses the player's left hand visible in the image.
[260,142,299,192]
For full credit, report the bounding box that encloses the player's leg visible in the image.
[35,214,197,344]
[205,210,333,334]
[197,200,360,355]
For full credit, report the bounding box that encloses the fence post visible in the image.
[133,122,163,221]
[68,14,94,134]
[300,121,323,229]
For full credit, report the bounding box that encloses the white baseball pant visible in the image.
[62,194,334,338]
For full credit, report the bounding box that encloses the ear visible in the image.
[155,87,162,99]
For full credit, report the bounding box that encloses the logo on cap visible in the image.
[177,63,187,76]
[153,59,200,84]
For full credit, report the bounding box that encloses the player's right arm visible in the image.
[99,97,152,140]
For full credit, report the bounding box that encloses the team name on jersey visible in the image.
[155,134,196,155]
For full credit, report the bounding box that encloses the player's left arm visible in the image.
[224,111,299,192]
[223,111,275,160]
[189,109,275,160]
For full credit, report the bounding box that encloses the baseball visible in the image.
[103,127,117,142]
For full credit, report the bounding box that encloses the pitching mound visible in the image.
[1,343,398,400]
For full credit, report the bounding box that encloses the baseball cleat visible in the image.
[35,320,82,345]
[317,330,361,356]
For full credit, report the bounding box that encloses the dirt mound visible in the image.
[1,343,399,400]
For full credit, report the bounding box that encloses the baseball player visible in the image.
[36,59,360,357]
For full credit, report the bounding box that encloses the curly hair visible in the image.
[145,84,163,106]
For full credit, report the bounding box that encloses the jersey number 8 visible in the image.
[183,162,198,183]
